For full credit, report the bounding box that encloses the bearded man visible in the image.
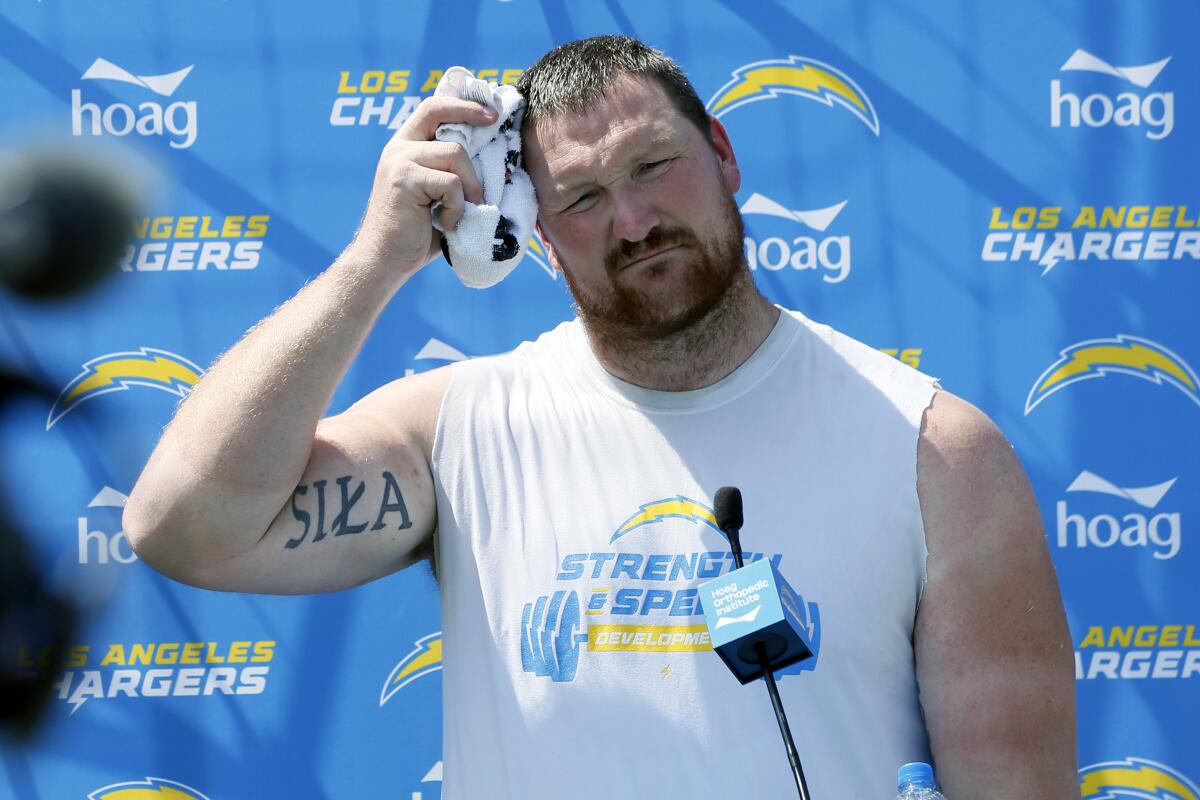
[125,35,1077,799]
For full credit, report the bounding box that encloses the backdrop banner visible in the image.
[1,2,1197,798]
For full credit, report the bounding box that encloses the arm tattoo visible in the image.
[285,470,413,549]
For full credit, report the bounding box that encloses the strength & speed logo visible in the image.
[520,496,821,682]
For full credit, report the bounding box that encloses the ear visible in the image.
[534,221,565,274]
[708,116,741,194]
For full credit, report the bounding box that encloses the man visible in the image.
[125,36,1076,799]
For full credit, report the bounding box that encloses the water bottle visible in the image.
[896,761,947,799]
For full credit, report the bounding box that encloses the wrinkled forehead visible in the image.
[523,75,692,195]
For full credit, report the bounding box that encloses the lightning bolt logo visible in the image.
[1079,757,1200,800]
[1025,335,1200,415]
[380,632,443,706]
[706,55,880,135]
[610,496,722,543]
[524,234,559,280]
[46,348,203,430]
[89,777,211,800]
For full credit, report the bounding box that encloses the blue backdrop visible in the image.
[1,2,1197,798]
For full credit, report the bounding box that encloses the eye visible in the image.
[638,159,672,178]
[566,190,599,213]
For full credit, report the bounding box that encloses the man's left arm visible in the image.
[914,390,1077,799]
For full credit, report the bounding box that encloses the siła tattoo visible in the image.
[285,470,412,549]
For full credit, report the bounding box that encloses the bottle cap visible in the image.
[898,761,935,790]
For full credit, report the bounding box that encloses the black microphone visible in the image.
[713,485,744,568]
[699,486,813,800]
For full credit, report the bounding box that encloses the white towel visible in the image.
[431,66,537,289]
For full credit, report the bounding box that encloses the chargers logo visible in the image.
[1025,335,1200,415]
[706,56,880,135]
[380,632,442,706]
[523,233,559,280]
[1079,758,1199,800]
[610,496,723,543]
[89,777,210,800]
[47,348,203,430]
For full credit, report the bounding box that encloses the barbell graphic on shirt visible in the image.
[520,590,587,682]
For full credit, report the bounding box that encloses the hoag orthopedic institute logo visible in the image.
[72,58,198,149]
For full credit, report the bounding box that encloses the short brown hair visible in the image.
[516,35,713,142]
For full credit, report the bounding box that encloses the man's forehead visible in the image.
[526,76,692,190]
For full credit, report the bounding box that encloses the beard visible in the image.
[560,191,747,343]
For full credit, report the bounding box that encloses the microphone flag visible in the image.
[697,559,813,684]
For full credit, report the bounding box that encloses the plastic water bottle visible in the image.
[896,762,947,799]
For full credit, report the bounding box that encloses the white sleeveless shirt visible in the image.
[432,308,938,799]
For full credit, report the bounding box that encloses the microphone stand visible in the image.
[727,527,812,800]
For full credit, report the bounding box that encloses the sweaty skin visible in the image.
[125,72,1076,799]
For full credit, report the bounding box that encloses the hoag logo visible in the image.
[1056,471,1181,560]
[1051,49,1173,140]
[740,192,851,284]
[78,486,137,565]
[72,58,198,149]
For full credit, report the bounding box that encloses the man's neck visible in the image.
[582,274,780,392]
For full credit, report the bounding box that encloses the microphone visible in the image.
[702,487,813,683]
[714,486,744,568]
[699,486,813,800]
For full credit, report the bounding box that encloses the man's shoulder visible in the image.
[916,390,1038,557]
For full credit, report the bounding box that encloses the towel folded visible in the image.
[430,66,537,289]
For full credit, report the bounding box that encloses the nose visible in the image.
[610,185,661,244]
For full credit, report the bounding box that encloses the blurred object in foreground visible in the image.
[0,144,142,300]
[0,371,76,738]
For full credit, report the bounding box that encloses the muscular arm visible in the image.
[915,391,1077,798]
[123,95,496,594]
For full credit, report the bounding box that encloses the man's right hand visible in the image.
[347,96,496,275]
[122,94,496,595]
